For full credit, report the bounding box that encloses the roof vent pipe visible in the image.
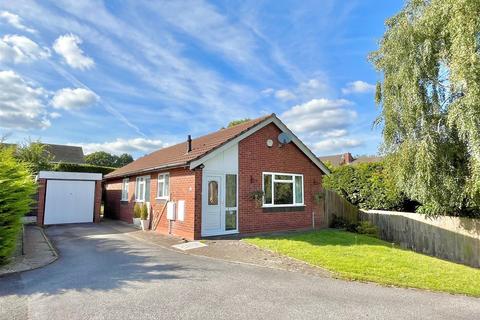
[187,135,192,153]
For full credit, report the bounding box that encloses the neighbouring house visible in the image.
[318,152,383,167]
[2,143,85,164]
[104,114,330,240]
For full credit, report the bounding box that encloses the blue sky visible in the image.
[0,0,403,158]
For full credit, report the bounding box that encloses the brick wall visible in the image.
[104,167,201,240]
[238,123,325,234]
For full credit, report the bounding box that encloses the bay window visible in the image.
[262,172,304,207]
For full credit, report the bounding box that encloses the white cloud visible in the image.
[0,35,50,64]
[0,11,36,33]
[51,88,98,110]
[261,88,274,95]
[314,138,363,152]
[53,34,94,70]
[49,112,62,119]
[275,89,296,101]
[80,138,167,156]
[281,98,357,135]
[323,129,348,138]
[0,70,50,130]
[342,80,375,94]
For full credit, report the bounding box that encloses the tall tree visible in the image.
[85,151,118,167]
[370,0,480,215]
[115,153,134,167]
[15,140,54,174]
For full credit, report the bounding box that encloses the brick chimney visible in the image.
[342,152,354,164]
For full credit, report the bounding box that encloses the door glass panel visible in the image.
[274,182,293,204]
[295,176,303,204]
[264,174,272,204]
[208,180,218,205]
[225,174,236,207]
[225,209,237,230]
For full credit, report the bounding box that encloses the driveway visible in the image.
[0,223,479,320]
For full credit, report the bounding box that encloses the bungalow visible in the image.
[104,114,330,240]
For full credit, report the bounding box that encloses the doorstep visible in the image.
[0,225,58,277]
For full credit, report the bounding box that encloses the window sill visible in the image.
[261,205,306,213]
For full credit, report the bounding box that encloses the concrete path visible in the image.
[0,223,479,320]
[0,226,57,277]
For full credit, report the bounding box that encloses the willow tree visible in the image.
[370,0,480,215]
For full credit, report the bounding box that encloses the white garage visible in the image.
[38,171,102,225]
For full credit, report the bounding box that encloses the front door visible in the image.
[203,175,222,235]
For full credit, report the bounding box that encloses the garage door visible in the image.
[44,180,95,225]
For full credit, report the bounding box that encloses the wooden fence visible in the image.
[322,188,359,227]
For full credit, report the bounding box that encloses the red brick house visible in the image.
[104,114,330,240]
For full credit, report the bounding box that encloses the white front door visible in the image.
[203,175,222,235]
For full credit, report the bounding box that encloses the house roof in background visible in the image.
[318,153,383,167]
[105,113,330,179]
[2,143,85,164]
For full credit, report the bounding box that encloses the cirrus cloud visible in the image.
[53,34,94,70]
[51,88,99,110]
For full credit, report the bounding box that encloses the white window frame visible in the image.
[156,172,170,200]
[121,178,129,201]
[262,172,304,207]
[135,176,149,202]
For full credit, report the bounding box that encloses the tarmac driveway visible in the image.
[1,223,479,320]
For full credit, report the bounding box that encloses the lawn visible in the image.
[245,229,480,297]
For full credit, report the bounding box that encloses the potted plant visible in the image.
[249,190,265,208]
[140,203,149,231]
[133,203,141,227]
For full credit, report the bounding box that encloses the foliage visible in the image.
[53,162,115,175]
[249,190,264,207]
[85,151,133,168]
[133,203,141,219]
[330,215,358,232]
[227,118,251,128]
[370,0,480,215]
[140,204,149,220]
[246,230,480,297]
[15,140,54,174]
[0,148,36,265]
[323,162,407,210]
[356,221,378,238]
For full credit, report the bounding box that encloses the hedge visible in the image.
[0,148,36,265]
[53,163,116,175]
[323,162,415,211]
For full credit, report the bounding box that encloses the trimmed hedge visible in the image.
[53,163,116,175]
[0,148,36,265]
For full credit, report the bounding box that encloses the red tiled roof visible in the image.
[105,114,273,179]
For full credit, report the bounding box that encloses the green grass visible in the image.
[245,229,480,296]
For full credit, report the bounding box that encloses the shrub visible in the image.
[323,161,412,211]
[356,221,379,238]
[330,215,358,233]
[0,148,36,265]
[140,204,149,220]
[133,203,141,218]
[53,162,116,175]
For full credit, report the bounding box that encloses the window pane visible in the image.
[263,174,272,204]
[225,209,237,230]
[158,181,164,197]
[164,175,170,196]
[208,180,218,205]
[145,177,150,201]
[295,176,303,204]
[274,182,293,204]
[275,174,292,181]
[225,174,236,207]
[139,183,144,201]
